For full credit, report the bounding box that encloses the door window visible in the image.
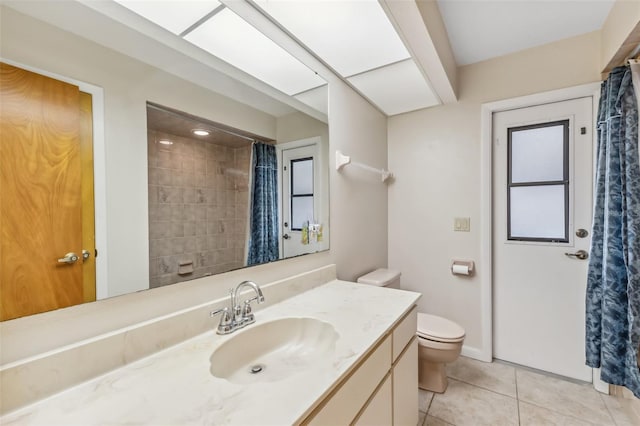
[290,157,314,230]
[507,120,569,242]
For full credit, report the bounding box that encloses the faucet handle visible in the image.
[242,299,256,322]
[210,307,233,334]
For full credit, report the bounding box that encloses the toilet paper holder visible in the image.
[451,260,475,276]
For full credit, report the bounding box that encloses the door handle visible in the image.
[283,234,290,240]
[564,250,589,260]
[58,252,79,264]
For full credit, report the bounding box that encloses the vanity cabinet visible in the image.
[303,306,418,426]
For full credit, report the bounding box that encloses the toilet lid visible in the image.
[417,313,465,342]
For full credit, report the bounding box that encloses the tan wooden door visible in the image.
[0,62,95,321]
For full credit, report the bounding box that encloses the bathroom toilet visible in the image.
[357,269,465,393]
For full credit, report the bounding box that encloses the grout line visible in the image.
[447,376,518,400]
[598,392,620,426]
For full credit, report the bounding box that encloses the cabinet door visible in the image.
[354,373,392,426]
[393,338,418,425]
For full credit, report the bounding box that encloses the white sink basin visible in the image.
[210,317,338,384]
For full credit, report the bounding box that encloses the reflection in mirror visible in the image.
[0,1,329,320]
[148,104,265,287]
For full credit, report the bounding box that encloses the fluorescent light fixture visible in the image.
[254,0,410,77]
[114,0,221,35]
[185,8,325,96]
[347,59,440,116]
[158,139,174,145]
[192,129,210,136]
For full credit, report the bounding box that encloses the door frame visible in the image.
[276,136,323,260]
[479,82,606,391]
[1,58,109,300]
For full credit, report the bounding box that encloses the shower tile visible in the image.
[151,204,169,222]
[195,170,206,185]
[171,222,184,238]
[148,167,160,185]
[171,170,184,187]
[171,205,184,222]
[169,238,185,255]
[182,205,196,221]
[448,356,517,397]
[428,379,518,426]
[149,221,171,239]
[184,222,196,237]
[183,188,196,204]
[184,237,196,253]
[519,401,597,426]
[148,185,159,204]
[516,369,614,425]
[157,256,176,275]
[157,168,172,186]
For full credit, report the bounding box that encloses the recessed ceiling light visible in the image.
[158,139,174,145]
[192,129,210,136]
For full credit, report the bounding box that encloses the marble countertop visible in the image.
[2,280,420,425]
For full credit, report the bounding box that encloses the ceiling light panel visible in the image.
[254,0,410,77]
[294,85,328,116]
[115,1,221,35]
[185,9,324,96]
[348,59,440,116]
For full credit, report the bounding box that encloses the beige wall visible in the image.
[329,80,389,280]
[388,31,601,353]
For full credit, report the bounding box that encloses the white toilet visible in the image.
[357,269,465,393]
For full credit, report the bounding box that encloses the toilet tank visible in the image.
[357,269,401,289]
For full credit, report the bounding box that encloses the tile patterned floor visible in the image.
[418,356,639,426]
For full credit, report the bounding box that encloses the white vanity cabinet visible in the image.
[303,306,418,426]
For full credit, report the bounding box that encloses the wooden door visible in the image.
[0,62,95,321]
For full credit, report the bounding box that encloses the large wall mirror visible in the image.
[0,1,330,321]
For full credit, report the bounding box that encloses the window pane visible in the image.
[292,196,314,230]
[292,159,313,195]
[511,124,565,183]
[510,185,566,240]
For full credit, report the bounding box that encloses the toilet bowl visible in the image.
[357,269,466,394]
[417,313,465,393]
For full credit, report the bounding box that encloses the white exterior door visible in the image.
[493,97,594,381]
[280,143,320,258]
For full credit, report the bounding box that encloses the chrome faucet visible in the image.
[210,280,265,335]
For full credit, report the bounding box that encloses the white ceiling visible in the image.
[437,0,616,66]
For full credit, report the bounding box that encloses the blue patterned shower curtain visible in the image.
[247,143,279,266]
[586,65,640,397]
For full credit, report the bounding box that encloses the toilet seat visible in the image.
[417,313,465,343]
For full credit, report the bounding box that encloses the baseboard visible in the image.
[461,345,490,362]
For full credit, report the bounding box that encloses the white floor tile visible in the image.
[448,356,517,397]
[519,401,601,426]
[516,369,615,425]
[428,379,518,426]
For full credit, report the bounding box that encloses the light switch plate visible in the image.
[454,217,470,232]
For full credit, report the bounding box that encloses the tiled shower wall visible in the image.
[148,130,251,288]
